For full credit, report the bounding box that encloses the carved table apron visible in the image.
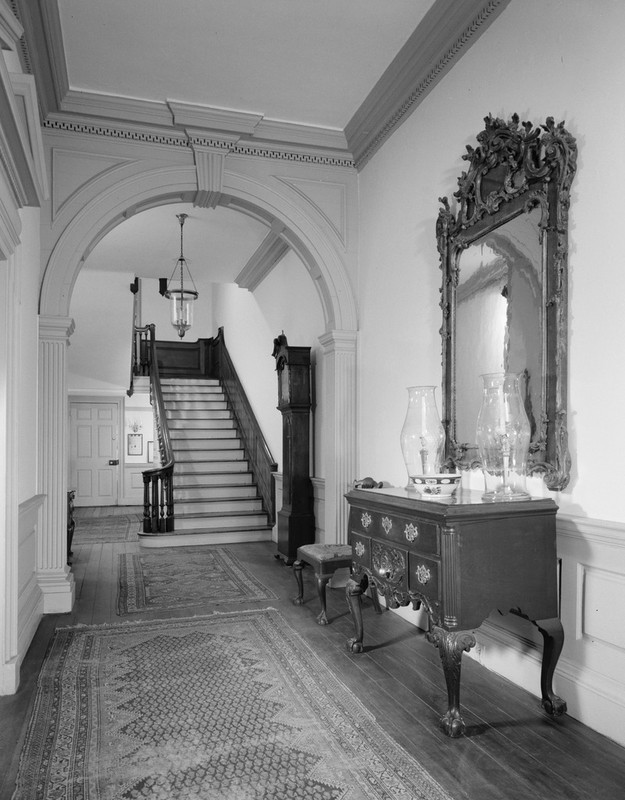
[344,487,565,738]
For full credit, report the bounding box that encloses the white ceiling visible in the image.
[58,0,435,131]
[84,203,269,284]
[66,0,435,283]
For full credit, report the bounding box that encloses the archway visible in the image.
[37,163,358,610]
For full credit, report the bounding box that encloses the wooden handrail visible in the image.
[139,324,174,533]
[208,328,278,524]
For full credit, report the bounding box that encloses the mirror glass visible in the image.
[455,208,542,448]
[438,115,577,490]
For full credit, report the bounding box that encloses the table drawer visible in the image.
[350,531,371,571]
[408,552,440,604]
[349,507,439,554]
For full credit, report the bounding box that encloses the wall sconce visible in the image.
[163,213,198,338]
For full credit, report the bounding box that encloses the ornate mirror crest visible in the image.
[438,114,577,490]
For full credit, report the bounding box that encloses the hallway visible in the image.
[1,510,624,800]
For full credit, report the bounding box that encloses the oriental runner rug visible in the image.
[13,609,453,800]
[116,547,278,615]
[72,514,142,544]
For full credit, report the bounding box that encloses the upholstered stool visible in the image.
[293,544,353,625]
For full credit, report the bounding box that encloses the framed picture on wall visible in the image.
[147,441,154,463]
[127,433,143,456]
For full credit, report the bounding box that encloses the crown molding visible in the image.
[345,0,512,169]
[0,5,47,208]
[42,113,190,150]
[168,101,263,136]
[15,0,511,171]
[61,90,174,128]
[1,0,22,47]
[254,119,348,151]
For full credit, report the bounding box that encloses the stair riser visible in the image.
[169,429,238,440]
[176,460,249,473]
[174,486,258,500]
[172,439,241,450]
[176,451,245,462]
[168,419,234,430]
[166,402,228,412]
[175,514,268,530]
[162,386,223,394]
[139,529,272,547]
[167,411,232,421]
[175,473,254,487]
[161,379,220,385]
[174,499,263,514]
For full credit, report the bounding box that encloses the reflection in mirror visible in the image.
[438,115,577,490]
[455,208,542,449]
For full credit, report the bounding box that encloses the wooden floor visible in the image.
[1,510,624,799]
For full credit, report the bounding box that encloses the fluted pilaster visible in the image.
[38,315,75,612]
[319,330,357,545]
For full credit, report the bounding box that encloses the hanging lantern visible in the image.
[164,213,198,338]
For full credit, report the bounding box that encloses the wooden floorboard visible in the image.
[1,533,624,800]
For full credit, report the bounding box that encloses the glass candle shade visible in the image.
[400,386,445,483]
[476,372,531,502]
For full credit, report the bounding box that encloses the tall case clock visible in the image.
[272,333,315,563]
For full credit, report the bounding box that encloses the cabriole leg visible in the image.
[536,617,567,716]
[428,627,476,737]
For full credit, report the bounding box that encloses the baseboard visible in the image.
[472,614,625,748]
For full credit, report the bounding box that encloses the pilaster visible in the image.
[38,315,75,612]
[319,330,357,545]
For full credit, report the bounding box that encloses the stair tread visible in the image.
[175,509,267,519]
[155,376,272,539]
[155,524,272,534]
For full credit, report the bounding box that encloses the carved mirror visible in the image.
[437,115,577,490]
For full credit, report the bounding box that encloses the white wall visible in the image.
[212,282,284,470]
[357,0,625,745]
[68,269,135,393]
[253,249,327,476]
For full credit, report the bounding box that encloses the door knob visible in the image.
[108,459,119,465]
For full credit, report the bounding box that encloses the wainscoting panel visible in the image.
[470,514,625,748]
[122,467,146,505]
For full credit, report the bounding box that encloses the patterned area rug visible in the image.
[13,610,452,800]
[72,514,142,544]
[117,547,278,614]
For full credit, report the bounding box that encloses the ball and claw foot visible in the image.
[542,694,567,717]
[316,611,329,625]
[292,596,304,606]
[347,637,364,653]
[440,710,466,738]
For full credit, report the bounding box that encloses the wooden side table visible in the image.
[345,486,565,737]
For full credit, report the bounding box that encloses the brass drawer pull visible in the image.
[405,522,419,542]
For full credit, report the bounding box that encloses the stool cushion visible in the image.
[297,544,352,564]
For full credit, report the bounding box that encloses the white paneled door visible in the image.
[70,401,120,506]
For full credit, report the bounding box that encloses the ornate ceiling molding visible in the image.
[14,0,511,171]
[345,0,512,169]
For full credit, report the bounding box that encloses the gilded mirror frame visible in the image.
[437,114,577,490]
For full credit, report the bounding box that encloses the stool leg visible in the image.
[292,560,304,605]
[316,575,331,625]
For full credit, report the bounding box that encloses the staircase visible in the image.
[160,377,273,545]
